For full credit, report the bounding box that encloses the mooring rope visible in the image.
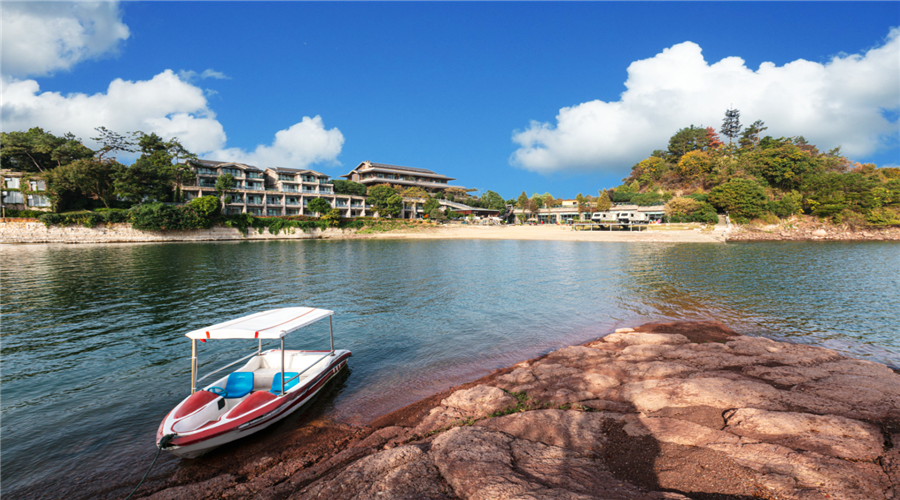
[123,434,176,500]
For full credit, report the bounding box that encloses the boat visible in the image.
[156,307,351,458]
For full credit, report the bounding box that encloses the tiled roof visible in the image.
[369,163,437,175]
[267,167,326,176]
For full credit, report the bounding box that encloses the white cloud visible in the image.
[209,116,344,169]
[1,1,130,78]
[1,71,345,169]
[511,28,900,173]
[1,70,226,155]
[177,69,230,82]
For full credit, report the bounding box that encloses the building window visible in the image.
[3,191,24,204]
[27,195,50,207]
[197,167,217,175]
[228,194,244,203]
[29,180,46,190]
[247,195,263,204]
[222,167,242,177]
[4,177,20,189]
[246,172,263,179]
[278,174,295,181]
[247,207,263,215]
[246,182,263,190]
[267,208,281,216]
[286,208,300,216]
[267,196,281,205]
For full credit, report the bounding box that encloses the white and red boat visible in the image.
[157,307,351,458]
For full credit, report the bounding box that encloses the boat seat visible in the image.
[225,372,254,399]
[270,372,300,394]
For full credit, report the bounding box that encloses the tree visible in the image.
[92,126,136,161]
[739,120,767,149]
[516,191,528,210]
[596,190,611,211]
[423,196,441,214]
[481,190,505,211]
[629,156,666,185]
[525,198,541,219]
[708,178,768,221]
[746,143,819,190]
[215,173,236,208]
[332,179,367,196]
[45,158,123,209]
[720,109,742,144]
[307,197,332,215]
[705,127,724,150]
[400,186,429,199]
[114,157,174,203]
[543,194,556,208]
[667,125,708,160]
[677,150,713,179]
[367,184,402,217]
[0,128,93,173]
[575,193,585,214]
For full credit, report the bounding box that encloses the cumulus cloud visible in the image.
[209,116,345,169]
[511,28,900,173]
[1,70,226,155]
[1,71,345,169]
[1,1,130,78]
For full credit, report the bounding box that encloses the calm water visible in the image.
[2,239,899,498]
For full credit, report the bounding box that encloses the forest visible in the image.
[611,109,900,225]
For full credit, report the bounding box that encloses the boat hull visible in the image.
[158,351,350,458]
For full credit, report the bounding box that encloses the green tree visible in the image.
[307,197,332,215]
[114,156,174,203]
[595,190,611,211]
[367,184,402,217]
[575,193,586,215]
[708,178,768,222]
[423,196,441,214]
[720,109,742,144]
[92,126,136,161]
[215,173,236,208]
[543,194,556,208]
[332,179,367,196]
[45,158,123,209]
[667,125,708,160]
[516,191,528,209]
[0,128,93,173]
[739,120,767,149]
[481,190,505,210]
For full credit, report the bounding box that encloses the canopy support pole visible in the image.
[329,316,335,355]
[281,338,285,396]
[190,339,197,394]
[258,338,262,356]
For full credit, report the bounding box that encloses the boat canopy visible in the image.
[185,307,334,340]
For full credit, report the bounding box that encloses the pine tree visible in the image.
[720,109,742,144]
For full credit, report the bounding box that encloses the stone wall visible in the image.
[728,223,900,241]
[0,220,353,244]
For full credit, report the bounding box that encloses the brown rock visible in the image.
[430,426,688,500]
[633,320,739,343]
[602,332,690,346]
[621,376,787,413]
[440,385,517,416]
[477,409,620,457]
[300,445,451,499]
[724,408,884,460]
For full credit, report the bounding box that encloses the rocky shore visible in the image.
[728,217,900,242]
[122,321,900,500]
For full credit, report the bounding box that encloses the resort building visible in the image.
[512,204,665,224]
[1,170,52,212]
[181,160,368,217]
[341,161,464,193]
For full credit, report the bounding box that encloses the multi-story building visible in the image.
[1,170,52,212]
[181,160,368,217]
[341,161,462,193]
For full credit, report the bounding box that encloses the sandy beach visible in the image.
[354,223,729,243]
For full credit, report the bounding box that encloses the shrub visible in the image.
[129,203,203,231]
[768,191,803,218]
[4,209,46,218]
[708,179,768,221]
[321,208,343,227]
[189,195,221,218]
[631,192,671,206]
[612,191,634,203]
[306,198,332,215]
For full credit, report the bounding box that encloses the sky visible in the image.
[2,1,898,201]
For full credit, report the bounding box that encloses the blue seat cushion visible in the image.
[270,372,299,394]
[225,372,254,398]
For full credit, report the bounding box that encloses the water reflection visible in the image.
[1,239,898,498]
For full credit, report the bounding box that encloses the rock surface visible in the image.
[135,323,900,500]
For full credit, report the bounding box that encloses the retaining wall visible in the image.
[0,220,352,244]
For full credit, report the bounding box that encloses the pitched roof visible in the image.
[343,161,454,180]
[267,167,327,176]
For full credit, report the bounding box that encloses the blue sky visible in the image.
[2,2,898,201]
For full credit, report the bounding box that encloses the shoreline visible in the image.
[66,320,900,500]
[3,218,899,245]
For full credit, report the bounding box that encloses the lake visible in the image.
[2,239,898,498]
